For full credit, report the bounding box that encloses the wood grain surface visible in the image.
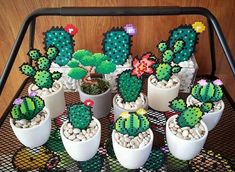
[0,0,234,117]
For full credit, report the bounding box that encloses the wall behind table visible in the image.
[0,0,234,117]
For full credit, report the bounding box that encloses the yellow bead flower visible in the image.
[120,111,130,119]
[136,108,147,115]
[192,22,206,33]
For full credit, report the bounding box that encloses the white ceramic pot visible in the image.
[10,108,51,148]
[79,82,112,119]
[166,115,208,160]
[60,117,101,161]
[186,95,225,131]
[112,129,153,169]
[147,75,180,112]
[112,93,148,121]
[28,81,65,118]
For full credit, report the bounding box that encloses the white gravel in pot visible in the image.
[168,118,206,140]
[62,119,99,142]
[115,93,146,110]
[13,110,47,128]
[30,82,61,97]
[113,130,151,149]
[150,75,179,89]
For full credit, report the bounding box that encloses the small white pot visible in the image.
[60,117,101,161]
[78,82,112,119]
[166,115,208,160]
[112,129,153,169]
[112,93,148,121]
[10,108,51,148]
[28,81,66,119]
[147,75,180,112]
[186,95,225,131]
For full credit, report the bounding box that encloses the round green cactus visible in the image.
[173,40,185,53]
[162,50,174,63]
[37,57,50,70]
[115,111,149,137]
[19,64,36,77]
[27,49,41,60]
[46,46,59,60]
[157,41,167,53]
[156,63,172,81]
[68,104,92,130]
[34,70,53,89]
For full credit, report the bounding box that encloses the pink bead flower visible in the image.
[13,98,23,105]
[124,24,136,35]
[131,53,155,78]
[213,79,223,86]
[197,79,207,86]
[64,24,78,36]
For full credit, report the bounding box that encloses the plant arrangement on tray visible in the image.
[166,98,210,160]
[60,99,101,161]
[112,108,154,169]
[19,46,65,118]
[113,52,155,118]
[186,79,224,131]
[10,94,51,148]
[148,22,206,111]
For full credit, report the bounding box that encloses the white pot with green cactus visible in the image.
[166,98,210,160]
[60,99,101,161]
[113,53,155,120]
[10,95,51,148]
[148,22,205,112]
[186,79,224,131]
[67,50,116,118]
[20,47,65,118]
[112,109,153,169]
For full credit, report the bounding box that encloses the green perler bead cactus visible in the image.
[117,70,143,103]
[102,27,132,65]
[68,103,92,130]
[44,26,75,66]
[115,110,149,137]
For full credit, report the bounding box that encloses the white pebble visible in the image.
[67,123,73,129]
[182,130,189,137]
[73,128,80,134]
[68,134,76,140]
[64,131,70,138]
[89,120,96,128]
[68,129,73,134]
[76,134,85,140]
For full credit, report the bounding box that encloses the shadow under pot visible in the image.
[112,129,153,169]
[166,115,208,160]
[78,79,112,119]
[147,75,180,112]
[186,95,225,131]
[28,81,66,119]
[60,117,101,161]
[112,93,148,121]
[10,107,51,148]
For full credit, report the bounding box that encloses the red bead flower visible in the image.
[131,53,155,78]
[64,24,78,36]
[84,99,94,107]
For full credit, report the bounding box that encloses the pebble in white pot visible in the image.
[10,95,51,148]
[61,100,101,161]
[19,46,65,119]
[112,109,153,169]
[166,98,210,160]
[186,79,224,131]
[28,81,65,119]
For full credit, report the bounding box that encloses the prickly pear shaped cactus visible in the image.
[115,109,149,137]
[117,70,143,103]
[44,26,75,66]
[68,101,93,130]
[102,27,132,65]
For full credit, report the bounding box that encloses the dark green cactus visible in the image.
[191,80,223,103]
[170,98,211,128]
[115,111,149,137]
[102,27,132,65]
[44,27,75,66]
[20,46,62,89]
[68,103,92,130]
[117,70,143,103]
[11,96,45,120]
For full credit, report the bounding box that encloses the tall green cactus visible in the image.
[191,80,224,103]
[11,96,45,120]
[44,26,75,66]
[19,46,62,89]
[68,103,92,130]
[115,110,149,137]
[170,98,211,128]
[117,70,143,103]
[102,27,132,65]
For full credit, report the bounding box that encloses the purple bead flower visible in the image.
[13,98,23,105]
[213,79,223,86]
[29,91,37,97]
[197,79,207,86]
[124,24,136,35]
